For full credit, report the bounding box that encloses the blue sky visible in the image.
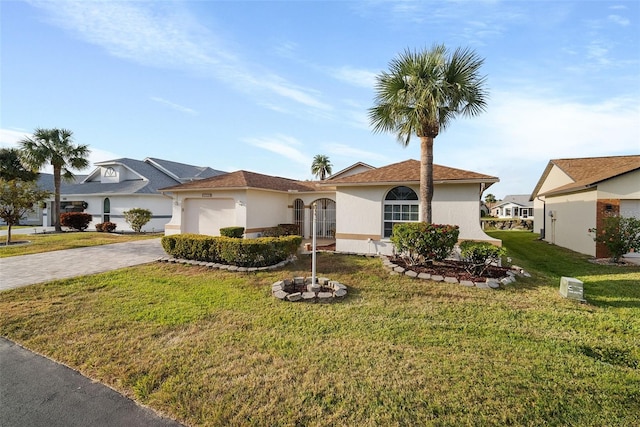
[1,0,638,198]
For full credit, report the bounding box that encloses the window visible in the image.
[103,198,110,222]
[383,186,419,238]
[505,208,511,216]
[104,167,116,177]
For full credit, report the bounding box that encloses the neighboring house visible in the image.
[161,159,500,255]
[491,195,534,220]
[530,155,640,258]
[38,157,225,232]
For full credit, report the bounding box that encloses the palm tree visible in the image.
[369,44,488,223]
[311,154,333,180]
[19,128,90,232]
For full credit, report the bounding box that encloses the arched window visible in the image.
[293,199,305,237]
[103,198,111,222]
[383,186,419,238]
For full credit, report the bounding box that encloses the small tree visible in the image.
[123,208,152,233]
[0,179,50,244]
[60,212,93,231]
[593,216,640,262]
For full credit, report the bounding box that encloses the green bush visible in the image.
[161,234,302,267]
[60,212,92,231]
[460,240,507,276]
[220,227,245,238]
[262,223,300,237]
[390,222,459,265]
[95,222,117,232]
[592,215,640,262]
[123,208,152,233]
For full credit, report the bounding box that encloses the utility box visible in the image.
[560,277,586,302]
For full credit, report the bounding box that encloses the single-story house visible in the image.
[39,157,225,232]
[161,159,500,255]
[491,195,534,220]
[530,154,640,258]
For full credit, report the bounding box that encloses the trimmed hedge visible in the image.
[60,212,92,231]
[161,234,302,267]
[262,223,300,237]
[460,240,507,276]
[390,222,460,264]
[95,222,117,232]
[220,227,245,238]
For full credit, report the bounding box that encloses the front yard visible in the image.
[1,231,638,426]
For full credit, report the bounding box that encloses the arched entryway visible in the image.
[312,198,336,238]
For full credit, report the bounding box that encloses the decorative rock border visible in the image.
[382,257,530,289]
[272,277,347,302]
[157,255,297,272]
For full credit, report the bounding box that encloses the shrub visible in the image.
[161,234,302,267]
[60,212,92,231]
[592,215,640,262]
[460,241,507,276]
[95,222,117,232]
[262,224,300,237]
[390,222,459,265]
[123,208,152,233]
[220,227,244,238]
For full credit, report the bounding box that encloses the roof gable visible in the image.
[145,157,225,182]
[531,155,640,198]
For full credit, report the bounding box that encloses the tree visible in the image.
[484,194,497,204]
[123,208,152,233]
[0,179,50,244]
[592,215,640,263]
[0,148,38,182]
[19,128,90,232]
[369,45,488,223]
[311,154,333,180]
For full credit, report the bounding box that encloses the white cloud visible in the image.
[324,143,387,163]
[608,14,630,26]
[28,1,329,112]
[332,66,377,88]
[150,97,197,115]
[244,134,309,166]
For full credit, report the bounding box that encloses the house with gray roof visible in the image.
[37,157,225,232]
[491,195,534,220]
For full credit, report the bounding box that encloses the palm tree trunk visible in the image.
[420,136,434,223]
[53,166,62,232]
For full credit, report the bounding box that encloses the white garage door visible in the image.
[184,198,236,235]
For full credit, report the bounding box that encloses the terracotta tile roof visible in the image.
[325,159,498,185]
[532,155,640,198]
[159,170,319,192]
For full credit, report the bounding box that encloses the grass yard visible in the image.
[0,231,638,426]
[0,231,162,258]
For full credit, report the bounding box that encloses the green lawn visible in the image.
[0,231,162,258]
[1,231,638,426]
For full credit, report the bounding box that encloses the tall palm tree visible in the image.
[311,154,333,180]
[369,44,488,223]
[19,128,90,232]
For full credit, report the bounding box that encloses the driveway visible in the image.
[1,238,182,426]
[0,238,166,291]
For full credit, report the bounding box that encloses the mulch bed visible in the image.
[390,257,511,282]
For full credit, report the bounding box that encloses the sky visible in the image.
[1,0,639,199]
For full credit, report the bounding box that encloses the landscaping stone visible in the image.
[431,275,444,282]
[417,272,431,280]
[487,279,500,289]
[272,284,283,292]
[393,266,406,273]
[475,281,490,289]
[294,277,305,285]
[405,270,418,278]
[302,292,316,300]
[287,292,302,302]
[333,282,347,290]
[460,280,475,287]
[444,277,458,284]
[319,277,330,285]
[317,292,333,299]
[309,283,321,293]
[227,266,239,272]
[334,288,347,297]
[237,267,248,272]
[273,290,288,300]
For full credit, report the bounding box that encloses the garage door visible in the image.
[184,198,236,235]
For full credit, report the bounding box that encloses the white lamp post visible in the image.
[311,202,317,285]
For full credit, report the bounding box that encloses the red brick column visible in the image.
[595,199,620,258]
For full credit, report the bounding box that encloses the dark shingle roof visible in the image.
[145,157,225,181]
[160,170,318,192]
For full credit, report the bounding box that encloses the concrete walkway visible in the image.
[1,239,182,426]
[0,238,166,291]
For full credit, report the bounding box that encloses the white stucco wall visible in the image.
[532,165,574,234]
[543,190,597,256]
[335,183,499,255]
[598,169,640,200]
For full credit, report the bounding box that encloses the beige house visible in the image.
[530,155,640,258]
[161,159,500,256]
